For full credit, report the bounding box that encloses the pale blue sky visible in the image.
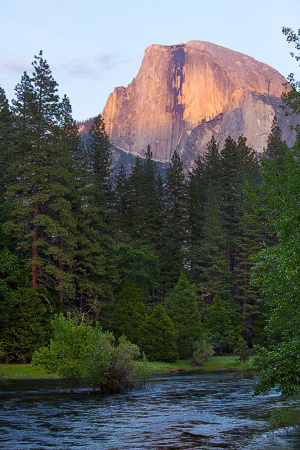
[1,0,300,121]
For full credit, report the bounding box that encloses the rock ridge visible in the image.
[102,41,296,167]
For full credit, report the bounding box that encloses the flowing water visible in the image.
[0,372,299,449]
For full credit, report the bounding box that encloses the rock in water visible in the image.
[102,41,297,169]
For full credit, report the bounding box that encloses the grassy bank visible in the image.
[0,364,58,379]
[0,356,241,380]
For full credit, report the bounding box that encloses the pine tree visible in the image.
[203,295,239,354]
[219,136,243,273]
[6,53,62,291]
[0,87,14,200]
[265,116,289,171]
[3,52,83,309]
[195,181,231,304]
[126,156,145,241]
[45,95,83,305]
[234,198,261,343]
[165,272,202,358]
[113,280,147,344]
[139,304,178,362]
[78,114,117,324]
[161,151,188,291]
[114,163,131,242]
[187,154,206,275]
[139,145,164,252]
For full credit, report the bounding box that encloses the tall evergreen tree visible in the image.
[234,198,261,343]
[113,280,147,344]
[3,53,82,309]
[195,181,231,304]
[80,114,117,324]
[114,163,131,242]
[139,304,178,362]
[187,154,206,275]
[188,136,231,301]
[219,136,243,273]
[165,272,202,358]
[0,87,14,201]
[6,53,62,291]
[126,156,145,241]
[140,145,164,252]
[161,151,188,291]
[265,116,289,171]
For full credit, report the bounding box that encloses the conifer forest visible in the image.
[1,27,300,398]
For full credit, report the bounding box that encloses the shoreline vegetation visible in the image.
[0,355,247,381]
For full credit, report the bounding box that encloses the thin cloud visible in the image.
[56,53,129,78]
[1,59,30,73]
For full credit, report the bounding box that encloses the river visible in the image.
[0,372,299,449]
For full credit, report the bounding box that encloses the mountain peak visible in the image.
[102,41,294,168]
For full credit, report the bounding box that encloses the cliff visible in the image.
[102,41,294,167]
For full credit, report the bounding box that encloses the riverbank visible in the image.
[0,355,241,380]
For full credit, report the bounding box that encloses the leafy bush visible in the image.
[105,336,140,393]
[33,313,139,394]
[192,338,214,366]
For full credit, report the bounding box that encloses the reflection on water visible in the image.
[0,372,299,449]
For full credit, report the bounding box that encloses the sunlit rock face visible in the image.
[102,41,295,167]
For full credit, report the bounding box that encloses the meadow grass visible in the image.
[0,364,58,379]
[1,355,241,380]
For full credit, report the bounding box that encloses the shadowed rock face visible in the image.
[102,41,295,167]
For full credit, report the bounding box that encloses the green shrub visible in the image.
[33,313,139,394]
[192,338,214,366]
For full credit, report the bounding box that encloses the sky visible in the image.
[1,0,300,122]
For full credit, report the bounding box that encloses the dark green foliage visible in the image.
[0,86,14,199]
[161,151,188,291]
[78,114,116,324]
[0,247,24,323]
[234,200,261,343]
[195,181,231,304]
[265,116,289,170]
[203,295,239,354]
[114,163,131,241]
[113,280,147,344]
[165,273,202,358]
[0,288,53,362]
[139,146,164,251]
[139,304,178,362]
[117,243,160,302]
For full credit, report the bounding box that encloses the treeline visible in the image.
[0,51,285,363]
